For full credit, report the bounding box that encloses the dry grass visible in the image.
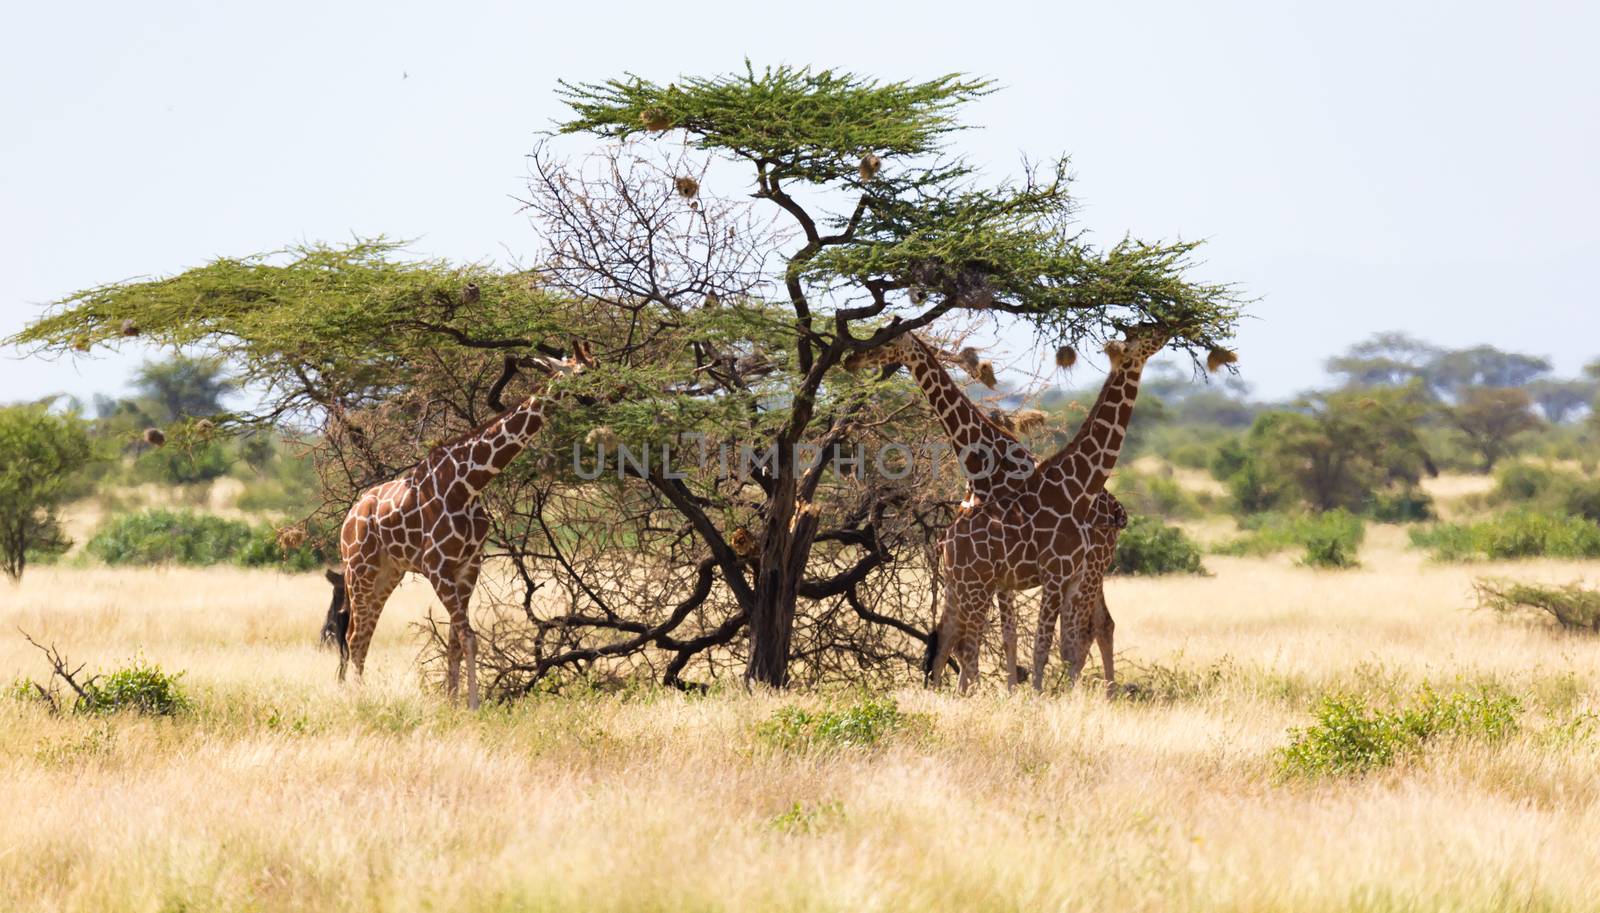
[3,535,1600,912]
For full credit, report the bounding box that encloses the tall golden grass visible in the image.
[2,532,1598,911]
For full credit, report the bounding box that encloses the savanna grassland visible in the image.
[4,516,1600,913]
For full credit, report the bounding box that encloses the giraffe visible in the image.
[337,347,590,709]
[842,333,1128,690]
[1018,325,1171,690]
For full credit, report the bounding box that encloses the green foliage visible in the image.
[1212,437,1290,514]
[1109,469,1203,519]
[132,354,235,421]
[1368,487,1434,522]
[0,404,96,580]
[134,438,233,485]
[755,697,914,752]
[1217,511,1366,568]
[1278,685,1520,778]
[1110,515,1206,576]
[1488,462,1600,522]
[1229,386,1436,514]
[85,509,320,570]
[1445,387,1542,471]
[559,64,985,185]
[557,63,1242,353]
[1475,578,1600,633]
[1296,510,1366,568]
[1408,510,1600,561]
[77,659,190,716]
[8,241,576,419]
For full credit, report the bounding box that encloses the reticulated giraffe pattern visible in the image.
[338,355,586,709]
[844,330,1156,691]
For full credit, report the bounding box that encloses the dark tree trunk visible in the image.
[745,554,798,686]
[743,463,820,687]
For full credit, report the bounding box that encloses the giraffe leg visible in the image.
[1060,582,1098,687]
[998,590,1020,692]
[344,563,401,683]
[445,624,462,697]
[928,574,962,689]
[429,563,482,710]
[1031,577,1070,692]
[953,582,989,695]
[1095,590,1116,695]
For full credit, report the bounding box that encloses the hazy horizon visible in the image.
[4,0,1596,405]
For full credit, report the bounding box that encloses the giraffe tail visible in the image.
[923,545,943,682]
[319,568,350,662]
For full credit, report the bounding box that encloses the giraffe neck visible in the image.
[898,337,1035,494]
[1038,359,1147,506]
[426,386,553,497]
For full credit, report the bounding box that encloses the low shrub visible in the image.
[1109,515,1206,576]
[1278,685,1520,778]
[1488,463,1600,523]
[85,509,322,570]
[77,659,190,716]
[11,648,190,718]
[1474,578,1600,633]
[1216,510,1365,568]
[1409,510,1600,561]
[1297,510,1366,568]
[756,697,914,752]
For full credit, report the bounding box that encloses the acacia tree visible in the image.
[11,65,1240,688]
[1227,384,1435,513]
[0,404,94,580]
[1446,386,1542,471]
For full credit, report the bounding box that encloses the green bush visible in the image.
[756,697,914,752]
[1278,685,1519,778]
[1368,487,1434,523]
[85,509,320,569]
[1110,470,1202,520]
[1491,463,1560,503]
[1409,510,1600,561]
[1109,515,1206,576]
[77,659,190,716]
[1297,510,1366,569]
[1488,463,1600,523]
[1216,511,1366,568]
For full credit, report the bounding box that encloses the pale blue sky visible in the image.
[3,0,1596,405]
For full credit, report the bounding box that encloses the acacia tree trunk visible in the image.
[743,441,826,686]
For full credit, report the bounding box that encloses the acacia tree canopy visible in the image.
[557,63,1242,355]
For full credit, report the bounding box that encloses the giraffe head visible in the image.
[842,332,922,373]
[526,340,595,382]
[1101,323,1171,372]
[843,332,996,386]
